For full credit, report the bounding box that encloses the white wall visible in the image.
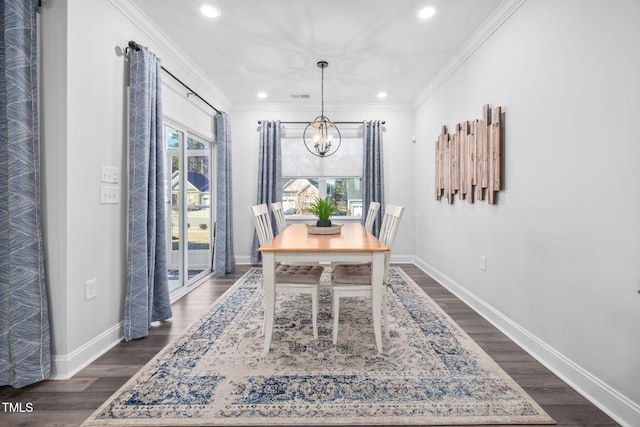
[40,0,229,377]
[230,106,415,264]
[413,0,640,424]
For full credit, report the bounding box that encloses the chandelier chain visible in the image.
[320,64,325,117]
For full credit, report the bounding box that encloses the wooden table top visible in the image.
[257,223,389,253]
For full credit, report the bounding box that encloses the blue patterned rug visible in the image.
[83,267,554,426]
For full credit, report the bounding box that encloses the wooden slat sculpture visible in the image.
[435,104,502,204]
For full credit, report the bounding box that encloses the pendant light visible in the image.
[303,61,341,157]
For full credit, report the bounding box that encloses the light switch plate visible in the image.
[101,165,119,183]
[100,186,119,204]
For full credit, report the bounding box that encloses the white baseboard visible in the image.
[235,255,253,265]
[391,254,414,264]
[50,322,123,380]
[413,257,640,427]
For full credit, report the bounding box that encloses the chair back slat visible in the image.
[378,204,405,280]
[378,204,404,248]
[364,201,381,233]
[249,204,274,246]
[271,202,287,234]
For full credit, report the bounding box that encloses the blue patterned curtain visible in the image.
[362,120,385,237]
[0,0,51,388]
[214,112,235,276]
[251,121,281,263]
[125,44,172,342]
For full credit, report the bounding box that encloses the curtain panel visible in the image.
[125,45,172,342]
[362,120,385,237]
[214,112,235,276]
[251,121,282,263]
[0,0,51,387]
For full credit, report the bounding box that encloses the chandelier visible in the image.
[303,61,341,157]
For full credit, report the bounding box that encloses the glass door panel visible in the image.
[186,137,211,281]
[165,126,183,292]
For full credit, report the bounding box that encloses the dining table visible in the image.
[257,222,390,354]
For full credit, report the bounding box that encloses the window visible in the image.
[281,130,363,217]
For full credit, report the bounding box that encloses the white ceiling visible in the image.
[129,0,504,108]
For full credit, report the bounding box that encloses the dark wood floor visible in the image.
[0,264,619,427]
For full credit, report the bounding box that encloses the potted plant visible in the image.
[307,196,337,227]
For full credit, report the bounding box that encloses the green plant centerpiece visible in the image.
[307,196,337,227]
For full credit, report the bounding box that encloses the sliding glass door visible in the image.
[164,124,214,293]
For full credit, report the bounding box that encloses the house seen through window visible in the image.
[282,178,362,217]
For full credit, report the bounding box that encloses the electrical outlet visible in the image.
[85,279,97,300]
[101,165,119,183]
[480,256,487,271]
[100,186,119,204]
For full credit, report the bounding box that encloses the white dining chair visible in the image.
[330,201,381,271]
[364,201,381,234]
[331,203,405,345]
[270,201,287,234]
[249,204,323,339]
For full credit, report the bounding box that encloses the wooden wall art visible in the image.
[435,104,503,204]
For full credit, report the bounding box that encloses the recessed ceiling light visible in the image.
[257,92,268,99]
[377,92,388,99]
[200,5,220,18]
[417,5,437,20]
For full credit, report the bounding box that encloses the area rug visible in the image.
[82,267,555,426]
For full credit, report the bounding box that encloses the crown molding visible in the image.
[108,0,232,110]
[231,102,414,113]
[412,0,527,109]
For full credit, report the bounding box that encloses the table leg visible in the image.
[371,252,385,353]
[262,252,276,354]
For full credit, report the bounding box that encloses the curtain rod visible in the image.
[126,41,223,115]
[257,121,385,125]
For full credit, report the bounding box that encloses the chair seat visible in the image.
[332,264,372,285]
[276,264,324,284]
